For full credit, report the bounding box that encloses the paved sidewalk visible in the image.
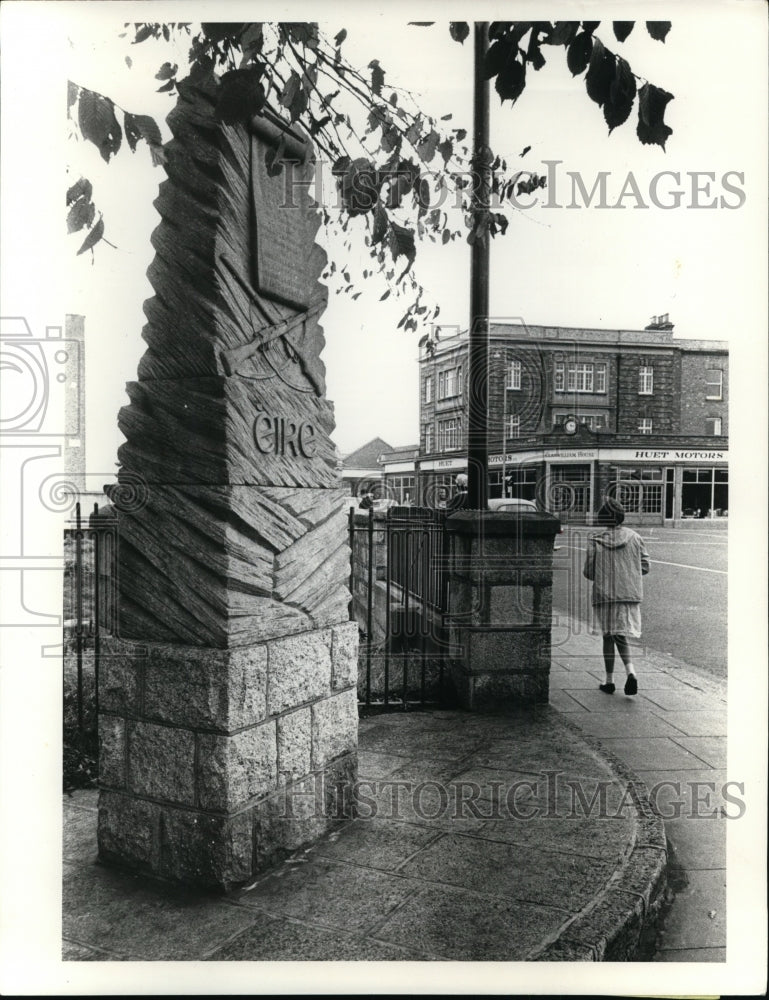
[549,614,728,962]
[62,618,726,964]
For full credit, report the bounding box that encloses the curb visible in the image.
[532,713,668,961]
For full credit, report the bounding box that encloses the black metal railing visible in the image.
[349,505,452,711]
[64,502,118,743]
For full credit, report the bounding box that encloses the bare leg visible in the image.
[600,634,616,692]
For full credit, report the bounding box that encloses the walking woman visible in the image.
[583,497,650,696]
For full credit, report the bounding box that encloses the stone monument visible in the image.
[98,75,358,890]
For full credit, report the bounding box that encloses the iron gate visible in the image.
[349,505,452,710]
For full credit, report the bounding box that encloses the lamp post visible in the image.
[466,22,491,510]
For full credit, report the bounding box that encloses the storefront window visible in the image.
[681,467,728,518]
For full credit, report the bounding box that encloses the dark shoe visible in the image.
[599,683,615,694]
[624,674,638,696]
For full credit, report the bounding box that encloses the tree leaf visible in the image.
[646,21,671,43]
[154,61,178,81]
[585,36,615,107]
[389,222,416,268]
[637,83,674,148]
[449,22,470,44]
[157,79,175,93]
[77,217,104,255]
[368,59,385,96]
[217,67,266,124]
[67,81,79,112]
[483,39,509,80]
[604,56,636,132]
[334,28,347,46]
[437,137,453,165]
[66,177,92,206]
[417,129,439,163]
[442,228,450,245]
[240,23,264,61]
[67,196,95,234]
[78,89,122,162]
[488,22,513,40]
[567,31,593,76]
[544,22,578,46]
[380,289,390,301]
[613,21,634,43]
[496,57,526,104]
[372,201,388,244]
[124,112,162,152]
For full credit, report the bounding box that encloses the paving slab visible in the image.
[597,736,715,772]
[662,816,727,870]
[656,946,726,962]
[62,864,261,961]
[397,832,617,910]
[633,769,729,819]
[206,911,436,962]
[638,689,723,713]
[371,883,568,961]
[658,711,728,737]
[564,711,685,738]
[234,858,419,935]
[670,736,727,769]
[309,818,441,872]
[655,870,727,951]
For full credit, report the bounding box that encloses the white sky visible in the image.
[34,2,768,468]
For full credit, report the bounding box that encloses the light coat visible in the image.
[583,526,650,605]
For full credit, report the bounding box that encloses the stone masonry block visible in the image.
[98,715,126,788]
[196,722,277,811]
[99,637,146,714]
[331,622,359,690]
[127,720,196,805]
[159,806,254,890]
[267,629,332,715]
[277,708,312,784]
[98,789,160,871]
[311,688,358,770]
[143,642,267,732]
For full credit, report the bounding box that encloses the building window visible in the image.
[639,366,654,395]
[555,361,607,394]
[506,414,520,439]
[425,375,432,403]
[553,412,604,430]
[705,416,722,436]
[639,418,653,435]
[437,366,462,400]
[506,359,521,390]
[424,424,434,453]
[386,475,415,504]
[438,418,460,452]
[705,369,723,400]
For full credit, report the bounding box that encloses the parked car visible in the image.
[488,497,563,549]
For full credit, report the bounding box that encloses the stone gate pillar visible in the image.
[97,76,357,890]
[445,511,559,708]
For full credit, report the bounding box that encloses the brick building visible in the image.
[417,317,728,525]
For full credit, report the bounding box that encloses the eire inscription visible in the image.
[253,411,317,458]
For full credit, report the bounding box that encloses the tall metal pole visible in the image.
[467,22,490,510]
